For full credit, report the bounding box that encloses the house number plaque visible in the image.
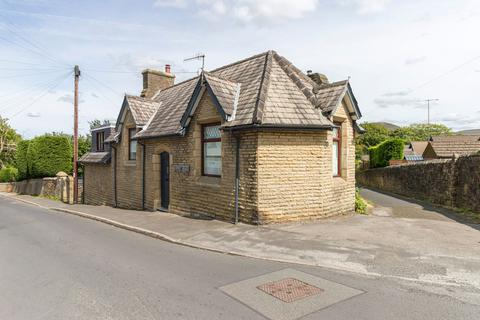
[174,164,190,174]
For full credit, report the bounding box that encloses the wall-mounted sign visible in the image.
[174,163,190,174]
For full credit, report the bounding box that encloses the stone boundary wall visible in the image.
[0,182,13,193]
[356,155,480,213]
[7,174,83,204]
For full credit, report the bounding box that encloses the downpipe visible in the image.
[234,135,240,224]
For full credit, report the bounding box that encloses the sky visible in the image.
[0,0,479,138]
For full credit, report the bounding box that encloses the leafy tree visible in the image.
[89,119,111,130]
[355,122,391,158]
[391,123,452,142]
[0,116,21,168]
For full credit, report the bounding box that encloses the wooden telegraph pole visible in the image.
[73,65,80,203]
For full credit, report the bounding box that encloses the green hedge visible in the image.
[0,167,18,182]
[15,140,30,180]
[369,138,404,168]
[27,135,72,178]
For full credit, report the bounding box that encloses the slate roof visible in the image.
[78,152,111,164]
[124,95,161,126]
[203,72,240,117]
[314,81,349,113]
[429,135,480,157]
[131,50,360,139]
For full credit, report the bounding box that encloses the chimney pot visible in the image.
[140,68,175,99]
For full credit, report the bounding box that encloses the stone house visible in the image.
[79,51,363,224]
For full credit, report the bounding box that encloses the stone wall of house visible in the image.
[91,91,358,224]
[114,110,144,210]
[356,155,480,213]
[83,164,113,206]
[143,90,259,223]
[256,102,356,223]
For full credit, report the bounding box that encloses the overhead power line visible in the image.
[9,71,72,118]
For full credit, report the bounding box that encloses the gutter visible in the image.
[138,141,146,210]
[82,164,85,204]
[222,123,335,133]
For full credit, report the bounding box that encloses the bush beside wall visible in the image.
[369,138,404,168]
[27,135,72,178]
[15,140,30,180]
[0,167,18,182]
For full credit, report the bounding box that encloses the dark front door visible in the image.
[160,152,170,209]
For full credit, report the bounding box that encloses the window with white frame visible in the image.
[202,124,221,176]
[128,128,137,160]
[332,124,341,176]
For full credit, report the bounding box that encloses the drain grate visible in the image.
[257,278,324,303]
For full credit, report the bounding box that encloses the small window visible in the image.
[128,128,137,160]
[96,131,105,152]
[332,124,341,176]
[202,124,221,176]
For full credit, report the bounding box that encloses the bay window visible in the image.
[202,124,221,176]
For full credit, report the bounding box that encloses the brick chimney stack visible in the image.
[306,70,329,86]
[140,66,175,99]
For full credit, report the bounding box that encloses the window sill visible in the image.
[197,175,221,187]
[124,160,137,166]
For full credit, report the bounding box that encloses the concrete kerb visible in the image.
[0,193,375,272]
[2,193,479,293]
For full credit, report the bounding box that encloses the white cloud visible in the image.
[57,93,85,104]
[153,0,319,24]
[26,112,41,118]
[405,56,427,65]
[338,0,390,14]
[153,0,187,8]
[374,97,423,109]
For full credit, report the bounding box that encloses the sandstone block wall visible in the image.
[83,164,113,206]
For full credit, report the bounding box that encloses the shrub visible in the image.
[27,135,72,178]
[355,188,367,214]
[0,166,18,182]
[369,138,404,168]
[15,140,30,180]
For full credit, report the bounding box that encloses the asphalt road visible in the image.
[1,196,479,320]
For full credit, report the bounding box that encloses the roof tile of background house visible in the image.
[410,141,428,155]
[430,135,480,157]
[134,51,352,139]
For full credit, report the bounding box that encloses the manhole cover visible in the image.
[257,278,324,303]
